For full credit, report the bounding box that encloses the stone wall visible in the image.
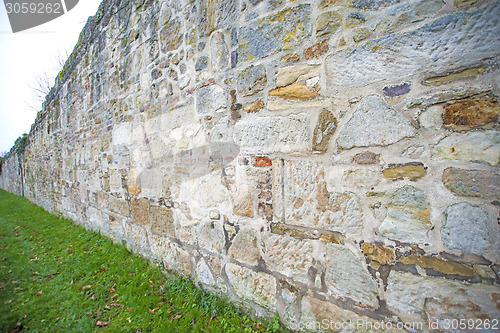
[1,0,500,330]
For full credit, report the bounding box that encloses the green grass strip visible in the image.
[0,190,286,333]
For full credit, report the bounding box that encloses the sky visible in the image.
[0,0,103,154]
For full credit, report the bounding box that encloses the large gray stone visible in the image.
[238,4,312,62]
[233,113,311,154]
[325,244,378,308]
[326,3,500,89]
[337,95,415,149]
[386,271,500,325]
[225,263,276,308]
[432,130,500,166]
[442,203,490,255]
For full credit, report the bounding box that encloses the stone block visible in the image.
[304,40,329,60]
[432,130,500,166]
[237,65,267,97]
[262,233,316,284]
[379,185,431,244]
[160,19,182,53]
[232,184,254,217]
[228,228,260,266]
[196,84,226,116]
[399,255,474,277]
[225,263,276,308]
[238,4,312,62]
[131,197,150,226]
[315,11,342,37]
[443,95,499,130]
[278,160,363,234]
[300,296,404,332]
[313,109,337,152]
[361,242,396,265]
[337,95,415,149]
[325,244,378,307]
[233,113,311,154]
[443,167,499,200]
[244,100,264,113]
[442,202,491,255]
[195,259,216,286]
[353,151,380,165]
[198,221,225,254]
[150,206,174,237]
[275,64,321,88]
[211,31,229,71]
[424,67,485,85]
[326,3,500,89]
[386,271,500,324]
[269,83,319,100]
[382,162,427,180]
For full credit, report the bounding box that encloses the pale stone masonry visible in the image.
[1,0,500,330]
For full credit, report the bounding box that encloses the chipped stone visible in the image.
[316,11,342,37]
[313,109,337,152]
[269,83,319,100]
[361,242,396,265]
[304,40,329,60]
[337,95,415,149]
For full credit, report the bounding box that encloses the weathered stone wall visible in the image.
[1,0,500,329]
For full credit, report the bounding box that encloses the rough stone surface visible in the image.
[379,185,431,244]
[2,0,500,327]
[443,96,499,130]
[303,40,329,60]
[399,255,474,276]
[432,130,500,166]
[233,114,311,154]
[386,271,500,324]
[225,263,276,308]
[269,83,319,100]
[337,95,415,149]
[326,244,378,307]
[263,233,316,284]
[326,3,500,89]
[238,5,312,62]
[443,167,499,200]
[361,242,396,265]
[275,64,321,88]
[383,162,427,180]
[280,161,363,235]
[315,11,341,37]
[228,228,260,265]
[353,151,380,165]
[442,203,491,255]
[313,109,337,152]
[237,65,267,96]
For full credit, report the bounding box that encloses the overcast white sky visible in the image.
[0,0,103,154]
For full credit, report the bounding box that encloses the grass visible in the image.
[0,190,287,332]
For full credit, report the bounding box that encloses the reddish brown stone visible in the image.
[443,95,499,130]
[254,157,272,167]
[304,40,329,60]
[353,151,380,165]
